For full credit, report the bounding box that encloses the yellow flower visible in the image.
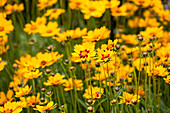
[33,101,57,112]
[44,8,65,20]
[24,16,46,35]
[69,0,87,10]
[121,34,138,45]
[71,42,96,62]
[0,90,13,104]
[20,93,41,107]
[92,68,110,81]
[0,18,14,36]
[116,65,134,83]
[83,86,104,100]
[96,47,114,63]
[101,39,118,51]
[161,31,170,46]
[131,0,151,8]
[0,101,25,113]
[123,2,138,17]
[63,78,83,91]
[82,26,110,42]
[44,73,65,86]
[0,57,6,71]
[80,0,106,19]
[111,5,127,17]
[140,26,163,40]
[36,52,63,68]
[24,21,39,35]
[52,30,74,42]
[119,92,140,105]
[128,17,139,28]
[15,85,32,97]
[151,66,168,77]
[163,75,170,84]
[138,18,160,28]
[39,22,60,37]
[38,0,58,10]
[5,3,24,15]
[24,69,42,79]
[0,0,7,7]
[72,27,87,39]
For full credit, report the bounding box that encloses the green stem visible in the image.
[144,57,147,112]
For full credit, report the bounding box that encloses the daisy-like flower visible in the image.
[101,39,117,51]
[72,27,87,39]
[0,0,7,7]
[138,18,160,28]
[53,30,74,42]
[0,57,6,71]
[82,26,110,42]
[0,101,25,113]
[163,75,170,84]
[151,66,169,77]
[44,73,65,86]
[119,92,140,105]
[38,0,58,10]
[0,90,13,104]
[121,34,138,45]
[24,16,47,35]
[116,64,134,83]
[123,2,138,17]
[96,47,114,63]
[63,78,83,91]
[15,85,32,97]
[5,3,24,15]
[83,86,104,100]
[130,0,151,8]
[0,18,14,36]
[80,0,106,19]
[44,8,65,20]
[33,101,57,112]
[71,42,96,62]
[39,22,60,37]
[69,0,87,10]
[111,5,127,17]
[36,52,63,68]
[128,17,139,28]
[24,21,39,35]
[140,26,163,40]
[20,93,41,107]
[24,69,42,79]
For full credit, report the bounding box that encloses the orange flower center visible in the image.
[31,25,37,30]
[0,26,4,32]
[46,30,52,33]
[79,49,89,58]
[138,0,145,4]
[115,9,122,13]
[53,9,57,13]
[89,7,96,12]
[41,60,47,66]
[76,2,81,6]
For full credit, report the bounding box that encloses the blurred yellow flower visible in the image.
[38,0,58,10]
[83,86,104,100]
[33,101,57,112]
[15,85,32,97]
[0,90,13,104]
[82,26,110,42]
[5,3,24,15]
[44,73,65,86]
[44,8,65,20]
[63,78,83,91]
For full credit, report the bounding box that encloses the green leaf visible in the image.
[77,98,88,109]
[114,84,127,99]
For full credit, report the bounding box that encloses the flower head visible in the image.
[72,42,96,62]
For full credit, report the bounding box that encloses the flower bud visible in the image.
[87,106,93,112]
